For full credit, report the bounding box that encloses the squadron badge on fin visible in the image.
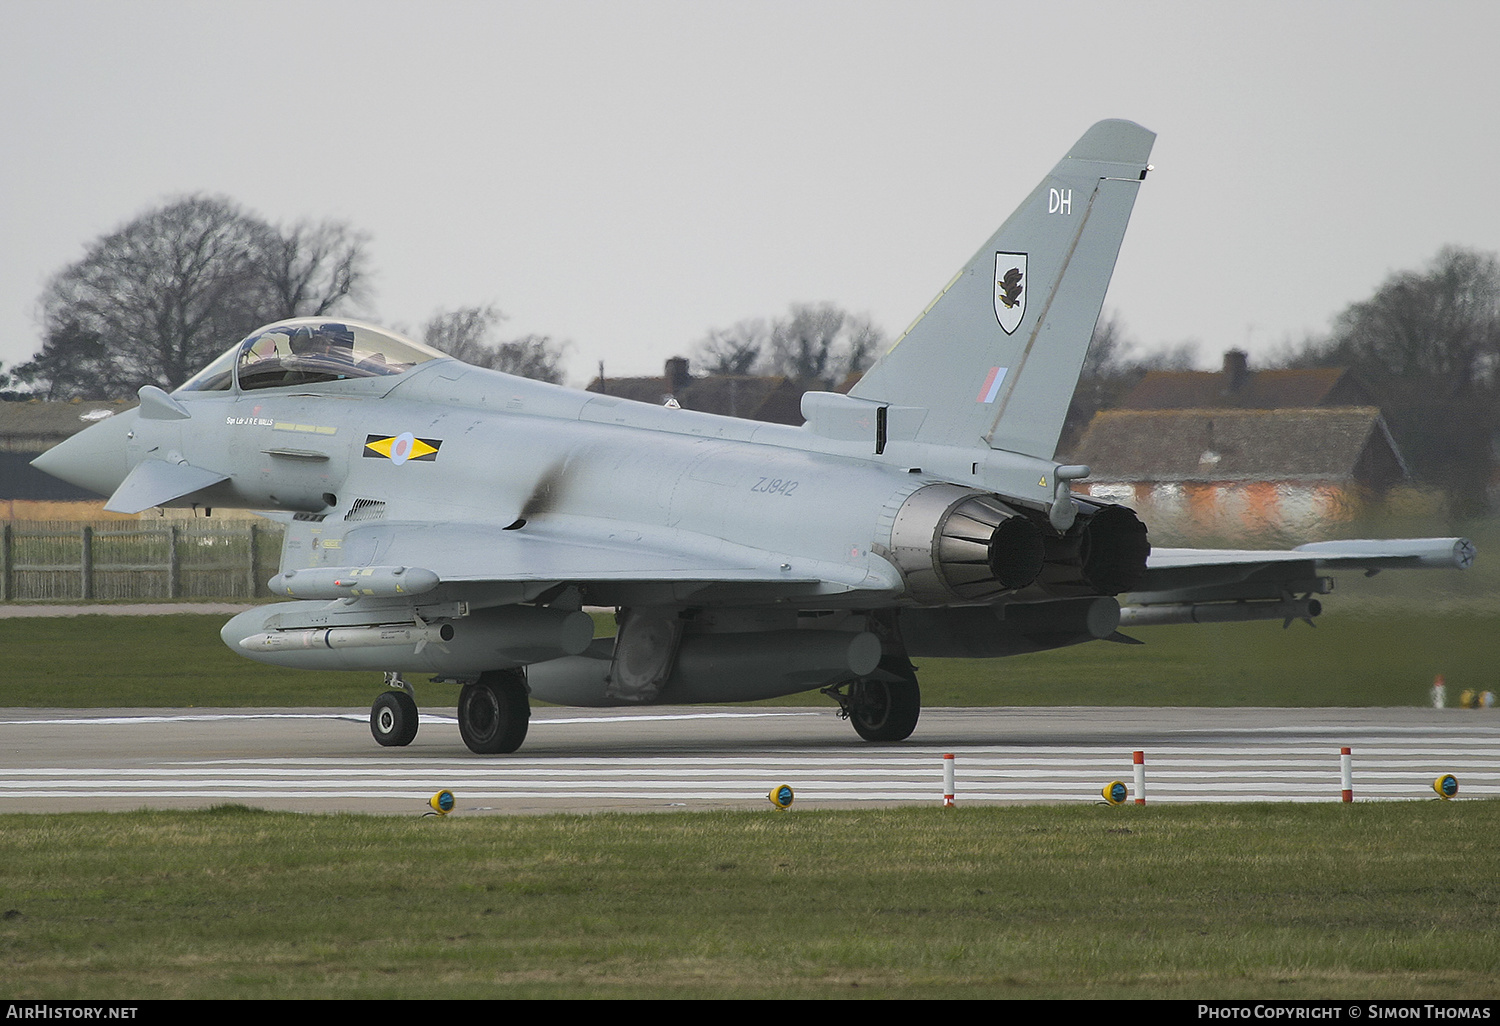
[993,252,1026,334]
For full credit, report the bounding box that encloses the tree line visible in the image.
[2,195,884,401]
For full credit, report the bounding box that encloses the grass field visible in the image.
[0,802,1495,999]
[0,603,1492,709]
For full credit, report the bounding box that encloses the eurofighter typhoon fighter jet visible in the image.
[34,120,1474,754]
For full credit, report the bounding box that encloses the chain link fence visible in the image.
[0,520,283,601]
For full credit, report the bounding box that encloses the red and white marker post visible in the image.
[1133,750,1146,805]
[943,753,955,807]
[1341,746,1353,802]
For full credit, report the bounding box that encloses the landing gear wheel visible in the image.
[371,690,419,747]
[848,678,921,742]
[458,670,530,754]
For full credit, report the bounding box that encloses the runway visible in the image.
[1,704,1496,815]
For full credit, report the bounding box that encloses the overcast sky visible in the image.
[4,1,1499,388]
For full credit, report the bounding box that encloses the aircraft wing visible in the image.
[1139,537,1474,590]
[1118,537,1475,627]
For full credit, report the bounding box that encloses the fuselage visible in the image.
[38,346,1080,612]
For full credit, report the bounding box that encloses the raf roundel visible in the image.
[364,433,442,464]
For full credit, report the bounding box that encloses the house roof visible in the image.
[1068,407,1408,486]
[0,399,136,453]
[1119,366,1370,410]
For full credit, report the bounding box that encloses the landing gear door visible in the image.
[606,608,684,703]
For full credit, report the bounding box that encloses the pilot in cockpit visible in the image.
[288,323,356,364]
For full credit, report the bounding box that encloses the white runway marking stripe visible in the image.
[2,752,1494,803]
[1,710,1494,808]
[4,765,1493,779]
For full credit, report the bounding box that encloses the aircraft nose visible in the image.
[30,408,139,499]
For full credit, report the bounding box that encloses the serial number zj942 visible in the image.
[750,477,799,496]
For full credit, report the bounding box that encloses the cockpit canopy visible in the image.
[176,319,446,393]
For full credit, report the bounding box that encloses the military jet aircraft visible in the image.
[33,120,1474,755]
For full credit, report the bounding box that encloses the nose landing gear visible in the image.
[370,673,419,747]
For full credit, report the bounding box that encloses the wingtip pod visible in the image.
[1294,537,1477,570]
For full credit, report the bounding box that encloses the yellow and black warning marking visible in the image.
[364,432,442,464]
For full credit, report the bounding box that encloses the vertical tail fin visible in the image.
[850,119,1155,458]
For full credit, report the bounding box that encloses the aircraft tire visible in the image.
[371,690,419,747]
[458,671,530,754]
[848,678,921,742]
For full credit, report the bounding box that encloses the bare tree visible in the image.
[1323,246,1500,388]
[259,218,370,318]
[421,304,502,365]
[484,334,569,383]
[1061,310,1139,452]
[767,302,884,384]
[1287,246,1500,510]
[696,318,770,375]
[35,196,274,390]
[13,318,126,400]
[767,302,845,382]
[421,305,568,384]
[691,302,885,386]
[1078,308,1131,381]
[0,359,36,400]
[21,195,373,396]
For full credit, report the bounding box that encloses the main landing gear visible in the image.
[457,669,530,754]
[368,668,531,754]
[823,656,922,742]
